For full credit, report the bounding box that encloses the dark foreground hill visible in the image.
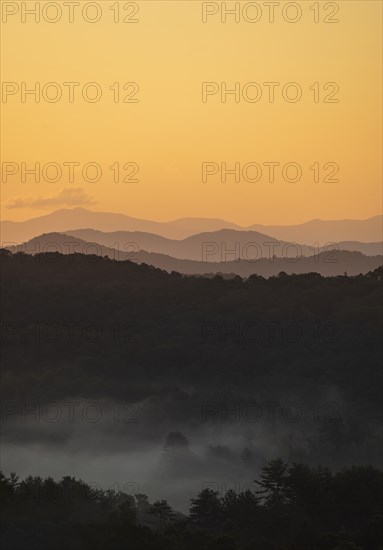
[1,251,383,550]
[1,251,382,463]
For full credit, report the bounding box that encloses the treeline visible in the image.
[1,460,382,550]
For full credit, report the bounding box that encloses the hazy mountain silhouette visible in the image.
[7,232,382,278]
[2,208,382,244]
[250,215,383,244]
[1,208,241,243]
[329,240,383,255]
[66,228,382,260]
[66,228,297,261]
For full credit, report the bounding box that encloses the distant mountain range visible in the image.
[249,216,383,244]
[1,208,240,243]
[6,232,382,278]
[2,208,382,244]
[65,228,383,260]
[65,228,306,261]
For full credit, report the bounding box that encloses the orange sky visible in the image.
[1,0,382,225]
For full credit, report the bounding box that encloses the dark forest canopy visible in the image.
[1,460,383,550]
[1,251,383,548]
[1,251,382,466]
[1,250,382,402]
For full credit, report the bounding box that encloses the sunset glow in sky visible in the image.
[1,0,382,225]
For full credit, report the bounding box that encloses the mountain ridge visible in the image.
[2,208,382,244]
[6,232,382,278]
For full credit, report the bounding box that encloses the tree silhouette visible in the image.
[135,493,150,513]
[150,499,175,528]
[257,458,289,507]
[118,497,137,525]
[189,488,222,529]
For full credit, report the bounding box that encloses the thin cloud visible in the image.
[7,188,97,209]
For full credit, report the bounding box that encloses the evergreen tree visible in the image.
[150,499,176,527]
[189,488,222,528]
